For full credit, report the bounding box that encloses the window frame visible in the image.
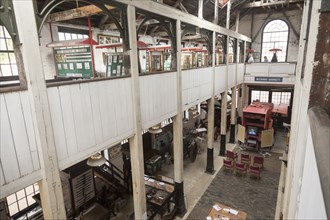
[261,19,290,62]
[0,24,26,93]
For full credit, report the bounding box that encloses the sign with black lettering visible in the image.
[255,77,283,82]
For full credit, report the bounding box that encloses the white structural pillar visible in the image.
[282,0,321,219]
[214,0,219,24]
[198,0,203,19]
[229,86,237,143]
[127,5,147,220]
[219,91,228,156]
[237,85,244,124]
[205,31,216,174]
[229,37,238,143]
[220,2,231,156]
[12,1,66,219]
[173,19,187,217]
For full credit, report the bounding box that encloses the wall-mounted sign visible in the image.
[54,46,93,78]
[255,77,283,82]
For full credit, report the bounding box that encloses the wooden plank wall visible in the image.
[237,63,245,84]
[182,67,213,111]
[140,72,177,130]
[0,91,41,189]
[228,64,237,89]
[47,78,134,170]
[214,65,227,95]
[269,63,296,75]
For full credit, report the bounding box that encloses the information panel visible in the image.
[54,46,93,78]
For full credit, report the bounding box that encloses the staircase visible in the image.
[94,159,131,194]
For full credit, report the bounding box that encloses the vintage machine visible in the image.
[238,101,274,150]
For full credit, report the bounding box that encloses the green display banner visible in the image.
[54,46,93,78]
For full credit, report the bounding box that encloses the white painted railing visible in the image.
[47,78,135,170]
[214,65,227,94]
[140,72,177,130]
[0,91,42,198]
[182,67,213,110]
[244,62,296,84]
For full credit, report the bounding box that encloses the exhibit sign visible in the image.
[54,46,93,78]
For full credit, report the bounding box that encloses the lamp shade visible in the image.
[87,153,106,167]
[149,123,162,134]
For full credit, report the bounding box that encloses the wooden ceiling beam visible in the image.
[46,5,115,23]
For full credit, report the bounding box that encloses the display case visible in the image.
[105,52,124,77]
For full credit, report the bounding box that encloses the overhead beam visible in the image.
[242,0,304,8]
[115,0,251,42]
[173,0,184,8]
[198,0,203,18]
[282,11,300,38]
[46,5,114,22]
[179,3,188,13]
[252,11,273,42]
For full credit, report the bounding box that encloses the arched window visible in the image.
[261,20,289,62]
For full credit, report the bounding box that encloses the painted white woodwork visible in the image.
[1,171,41,199]
[245,63,269,75]
[0,91,42,197]
[296,126,327,220]
[182,67,213,111]
[116,0,251,42]
[127,5,147,219]
[237,63,245,84]
[244,62,296,85]
[269,63,296,75]
[245,63,296,75]
[47,78,134,170]
[227,64,237,88]
[140,72,177,130]
[214,65,227,95]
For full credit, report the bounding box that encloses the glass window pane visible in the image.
[11,65,18,76]
[27,195,36,206]
[34,183,39,192]
[18,199,28,210]
[0,26,4,38]
[6,194,17,205]
[6,39,13,50]
[9,53,16,64]
[0,53,10,64]
[8,203,19,216]
[3,27,11,38]
[65,33,71,40]
[58,32,65,41]
[25,185,34,195]
[16,189,26,200]
[0,39,7,50]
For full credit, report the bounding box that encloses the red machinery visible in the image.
[241,101,274,150]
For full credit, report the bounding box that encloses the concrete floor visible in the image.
[111,130,286,220]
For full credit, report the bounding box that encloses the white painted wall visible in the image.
[0,91,42,197]
[214,65,227,94]
[228,64,236,88]
[237,63,245,84]
[295,126,327,220]
[182,67,213,111]
[47,78,134,170]
[140,72,177,129]
[238,9,303,62]
[39,25,58,80]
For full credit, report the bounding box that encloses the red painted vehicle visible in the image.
[241,101,274,150]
